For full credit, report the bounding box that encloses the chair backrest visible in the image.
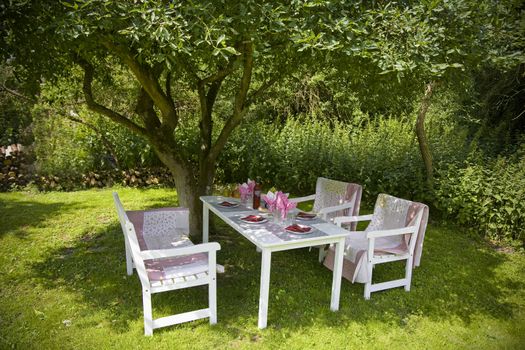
[368,194,429,265]
[113,192,150,286]
[313,177,362,222]
[137,208,190,250]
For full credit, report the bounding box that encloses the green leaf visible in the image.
[216,34,226,46]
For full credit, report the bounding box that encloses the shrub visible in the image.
[217,112,467,205]
[435,150,525,244]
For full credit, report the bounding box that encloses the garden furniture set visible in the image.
[113,177,428,335]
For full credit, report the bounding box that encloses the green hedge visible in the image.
[435,151,525,244]
[217,115,523,245]
[217,114,463,204]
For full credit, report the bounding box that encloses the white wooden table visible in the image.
[200,196,347,329]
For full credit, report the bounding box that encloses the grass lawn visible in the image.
[0,187,524,349]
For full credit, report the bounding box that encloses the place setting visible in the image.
[295,211,317,221]
[239,214,268,224]
[217,200,240,208]
[284,223,313,235]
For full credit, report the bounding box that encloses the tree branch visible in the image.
[0,84,35,102]
[76,57,149,137]
[246,76,278,107]
[165,71,175,108]
[200,56,238,85]
[208,40,254,162]
[196,57,239,165]
[135,87,161,130]
[102,39,178,131]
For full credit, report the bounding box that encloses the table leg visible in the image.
[203,203,209,243]
[330,237,345,311]
[258,249,272,329]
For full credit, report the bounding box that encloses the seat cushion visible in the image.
[144,253,208,281]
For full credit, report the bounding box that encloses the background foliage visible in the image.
[0,1,523,245]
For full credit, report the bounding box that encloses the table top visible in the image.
[201,196,349,249]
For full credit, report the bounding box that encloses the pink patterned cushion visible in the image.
[126,208,208,281]
[144,254,208,281]
[313,177,362,229]
[324,195,428,283]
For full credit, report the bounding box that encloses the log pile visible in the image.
[0,144,176,192]
[0,144,31,191]
[80,168,175,189]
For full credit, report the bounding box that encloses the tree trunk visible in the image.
[416,82,435,189]
[167,163,205,240]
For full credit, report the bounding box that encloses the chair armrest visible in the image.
[366,225,417,239]
[140,242,221,260]
[334,214,373,226]
[289,194,316,203]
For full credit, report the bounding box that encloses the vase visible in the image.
[272,209,282,224]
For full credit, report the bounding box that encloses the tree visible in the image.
[1,1,521,235]
[291,1,524,188]
[338,1,524,188]
[0,0,347,236]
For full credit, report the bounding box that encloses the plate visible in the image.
[296,212,317,220]
[285,224,313,234]
[217,201,240,208]
[240,215,268,224]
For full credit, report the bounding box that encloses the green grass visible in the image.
[0,187,524,349]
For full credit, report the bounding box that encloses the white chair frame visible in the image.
[113,192,220,335]
[292,191,358,262]
[334,209,424,299]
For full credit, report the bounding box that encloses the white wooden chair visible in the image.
[324,194,428,299]
[113,192,220,335]
[290,177,362,261]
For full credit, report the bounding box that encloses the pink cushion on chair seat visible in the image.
[144,253,208,281]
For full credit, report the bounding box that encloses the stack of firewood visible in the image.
[0,144,30,191]
[120,168,175,187]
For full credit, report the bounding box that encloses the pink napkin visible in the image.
[285,224,311,233]
[276,192,297,219]
[241,215,265,222]
[238,183,250,200]
[247,178,256,193]
[297,212,316,219]
[238,179,255,201]
[262,191,280,212]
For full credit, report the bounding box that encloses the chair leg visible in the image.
[318,245,327,263]
[143,288,153,336]
[404,256,413,292]
[209,277,217,324]
[364,262,373,300]
[209,252,218,325]
[125,241,133,276]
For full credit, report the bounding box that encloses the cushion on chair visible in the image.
[313,177,362,229]
[144,254,208,281]
[324,194,429,283]
[126,208,208,281]
[126,208,191,250]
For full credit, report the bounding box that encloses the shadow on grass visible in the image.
[0,197,79,239]
[29,214,521,336]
